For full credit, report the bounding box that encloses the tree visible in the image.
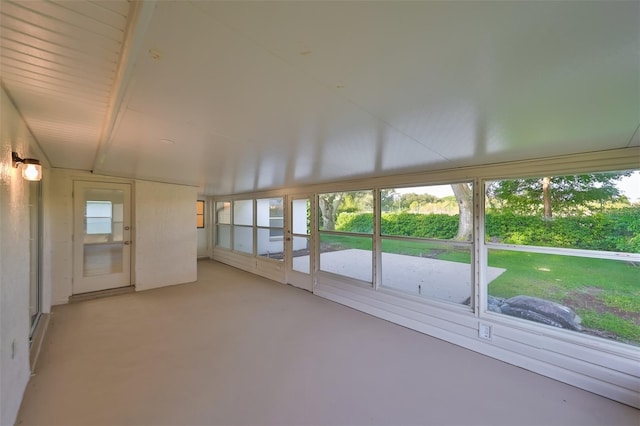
[318,193,343,231]
[398,193,438,212]
[380,189,398,212]
[487,172,631,219]
[318,191,373,230]
[451,183,473,241]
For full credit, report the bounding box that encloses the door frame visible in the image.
[72,180,133,294]
[285,193,315,292]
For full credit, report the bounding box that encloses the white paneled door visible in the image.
[73,181,132,294]
[286,195,314,292]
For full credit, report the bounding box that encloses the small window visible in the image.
[196,200,205,228]
[86,201,112,234]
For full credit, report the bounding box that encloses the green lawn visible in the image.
[320,233,640,345]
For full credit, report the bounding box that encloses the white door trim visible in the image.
[72,181,132,294]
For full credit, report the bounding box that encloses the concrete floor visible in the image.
[17,260,639,426]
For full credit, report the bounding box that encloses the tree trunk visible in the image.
[542,177,552,220]
[318,194,342,231]
[451,183,473,241]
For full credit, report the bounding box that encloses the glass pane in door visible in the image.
[291,198,311,274]
[83,188,124,277]
[29,180,41,331]
[292,199,310,235]
[292,236,310,273]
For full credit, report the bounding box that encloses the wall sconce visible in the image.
[12,152,42,181]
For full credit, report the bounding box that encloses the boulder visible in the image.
[487,296,505,313]
[462,295,504,313]
[500,295,582,331]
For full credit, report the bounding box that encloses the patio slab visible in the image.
[311,249,506,304]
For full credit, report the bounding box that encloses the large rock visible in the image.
[500,295,582,331]
[462,295,505,313]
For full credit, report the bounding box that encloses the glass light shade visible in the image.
[22,162,42,181]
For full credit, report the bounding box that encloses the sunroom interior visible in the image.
[1,1,639,424]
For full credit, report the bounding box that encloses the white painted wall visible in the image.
[135,181,198,290]
[0,88,49,426]
[48,171,198,302]
[197,227,208,258]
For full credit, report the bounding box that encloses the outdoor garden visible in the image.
[319,172,640,346]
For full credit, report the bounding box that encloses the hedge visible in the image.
[335,212,458,239]
[334,208,640,253]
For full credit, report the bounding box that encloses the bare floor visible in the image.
[17,261,638,426]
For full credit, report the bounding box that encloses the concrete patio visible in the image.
[308,248,506,304]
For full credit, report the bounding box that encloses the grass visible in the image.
[320,233,640,345]
[578,312,640,343]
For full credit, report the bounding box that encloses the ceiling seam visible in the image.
[86,0,129,19]
[51,0,127,32]
[0,25,123,60]
[0,44,118,76]
[0,9,121,49]
[0,61,113,90]
[0,81,53,167]
[3,0,122,43]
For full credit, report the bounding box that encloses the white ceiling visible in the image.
[1,1,638,195]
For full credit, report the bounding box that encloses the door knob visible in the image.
[124,241,131,245]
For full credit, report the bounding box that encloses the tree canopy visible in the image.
[486,172,632,219]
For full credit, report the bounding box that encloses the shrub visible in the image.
[485,207,640,253]
[336,212,458,239]
[335,207,640,253]
[335,212,373,233]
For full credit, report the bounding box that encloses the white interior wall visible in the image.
[197,228,208,258]
[48,171,198,303]
[0,88,49,426]
[135,181,198,290]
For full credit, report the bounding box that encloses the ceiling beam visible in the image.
[92,0,157,173]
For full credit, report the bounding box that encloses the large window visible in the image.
[212,169,639,350]
[485,171,640,346]
[257,198,284,260]
[215,201,231,249]
[233,199,253,254]
[380,184,473,305]
[318,190,373,283]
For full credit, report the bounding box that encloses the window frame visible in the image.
[196,200,205,229]
[317,189,375,285]
[256,197,285,260]
[232,199,254,255]
[478,172,640,347]
[214,200,232,249]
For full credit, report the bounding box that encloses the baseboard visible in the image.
[68,286,135,303]
[30,313,50,373]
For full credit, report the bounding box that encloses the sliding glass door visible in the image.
[29,180,42,339]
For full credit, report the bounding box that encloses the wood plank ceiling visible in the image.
[0,0,130,169]
[1,1,638,195]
